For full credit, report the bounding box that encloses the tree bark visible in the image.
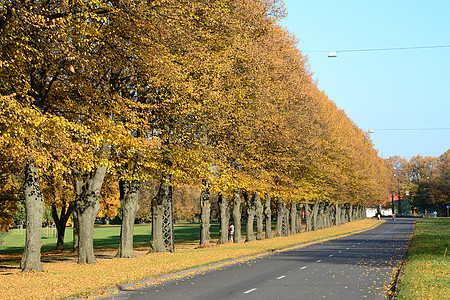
[318,202,325,229]
[346,204,352,222]
[283,204,289,236]
[311,201,320,231]
[218,193,230,244]
[51,202,74,251]
[200,180,211,245]
[116,179,140,258]
[323,203,330,228]
[290,201,297,234]
[305,203,312,231]
[232,190,242,243]
[297,203,303,233]
[334,203,341,226]
[75,165,106,264]
[275,198,283,237]
[21,163,45,272]
[150,175,171,252]
[264,193,272,238]
[72,171,82,253]
[341,203,348,224]
[72,210,79,253]
[255,193,264,240]
[244,191,256,242]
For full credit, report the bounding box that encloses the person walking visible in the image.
[229,223,235,243]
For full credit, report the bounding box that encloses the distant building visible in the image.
[390,194,414,216]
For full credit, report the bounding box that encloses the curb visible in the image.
[387,220,416,299]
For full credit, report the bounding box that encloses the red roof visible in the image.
[389,194,403,201]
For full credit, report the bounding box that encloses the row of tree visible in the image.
[388,152,449,216]
[1,0,391,272]
[200,186,367,245]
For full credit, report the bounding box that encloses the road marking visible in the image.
[244,288,257,294]
[316,260,322,263]
[300,266,307,270]
[277,275,286,280]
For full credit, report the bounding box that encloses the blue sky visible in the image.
[280,0,450,159]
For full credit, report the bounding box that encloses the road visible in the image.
[99,218,414,300]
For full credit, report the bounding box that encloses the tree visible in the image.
[200,180,211,245]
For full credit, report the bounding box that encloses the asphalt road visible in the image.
[99,218,414,300]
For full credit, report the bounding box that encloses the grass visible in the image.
[0,222,221,254]
[397,218,450,300]
[0,219,382,300]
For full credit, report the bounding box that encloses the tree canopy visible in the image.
[1,0,397,232]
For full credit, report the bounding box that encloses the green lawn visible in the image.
[0,222,223,254]
[397,218,450,299]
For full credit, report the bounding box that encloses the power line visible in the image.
[371,128,450,131]
[307,44,450,53]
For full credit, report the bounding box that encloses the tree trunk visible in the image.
[305,203,312,231]
[72,210,79,253]
[245,192,256,242]
[75,165,106,264]
[283,204,289,236]
[150,175,171,252]
[290,202,297,234]
[275,198,283,237]
[335,203,341,226]
[218,193,230,244]
[297,203,303,233]
[232,190,242,243]
[311,201,320,231]
[255,193,264,240]
[347,204,352,222]
[318,202,325,229]
[21,163,45,272]
[264,193,272,238]
[341,204,348,224]
[200,180,211,245]
[323,203,330,228]
[116,179,140,258]
[72,171,82,253]
[51,202,74,251]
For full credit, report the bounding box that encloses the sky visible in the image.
[280,0,450,160]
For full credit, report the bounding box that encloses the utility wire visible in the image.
[372,128,450,131]
[307,44,450,53]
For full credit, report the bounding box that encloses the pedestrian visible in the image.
[229,223,235,243]
[392,213,395,221]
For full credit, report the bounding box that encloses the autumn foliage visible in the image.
[3,0,446,273]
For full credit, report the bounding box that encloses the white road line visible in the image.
[316,260,322,263]
[300,266,307,270]
[276,275,286,280]
[244,288,257,294]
